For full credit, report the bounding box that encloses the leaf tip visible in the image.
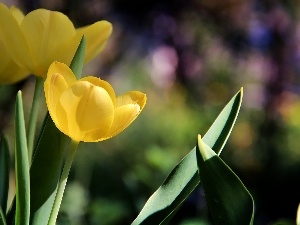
[197,134,202,141]
[17,90,22,96]
[197,134,215,161]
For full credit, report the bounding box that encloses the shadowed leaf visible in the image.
[196,135,254,225]
[132,88,243,225]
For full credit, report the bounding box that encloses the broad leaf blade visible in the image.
[30,115,68,225]
[15,91,30,225]
[132,88,243,224]
[0,136,10,213]
[196,135,254,225]
[30,36,86,225]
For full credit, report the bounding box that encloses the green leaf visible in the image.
[196,135,254,225]
[30,115,68,225]
[30,36,85,225]
[14,91,30,225]
[132,88,243,225]
[0,136,10,213]
[70,35,86,79]
[0,207,7,225]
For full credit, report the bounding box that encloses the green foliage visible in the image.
[132,89,243,224]
[0,207,7,225]
[70,36,86,79]
[30,115,68,225]
[14,91,30,225]
[196,135,254,225]
[30,37,86,225]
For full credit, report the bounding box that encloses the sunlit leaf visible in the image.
[14,91,30,225]
[132,88,243,225]
[196,135,254,225]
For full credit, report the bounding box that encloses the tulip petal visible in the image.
[45,62,77,137]
[20,9,76,76]
[10,6,24,24]
[0,59,29,84]
[103,104,141,140]
[45,72,69,131]
[59,81,114,142]
[57,21,112,69]
[103,91,147,139]
[0,42,29,83]
[76,21,113,64]
[80,76,116,105]
[58,21,112,67]
[47,62,76,86]
[0,3,31,70]
[116,91,147,108]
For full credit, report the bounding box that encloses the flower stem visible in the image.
[27,77,44,163]
[48,140,79,225]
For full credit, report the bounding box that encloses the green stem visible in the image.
[27,77,44,163]
[47,140,79,225]
[0,207,7,225]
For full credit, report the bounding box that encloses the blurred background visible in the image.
[1,0,300,224]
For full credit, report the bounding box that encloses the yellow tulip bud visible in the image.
[44,62,147,142]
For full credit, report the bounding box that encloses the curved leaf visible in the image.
[196,135,254,225]
[30,36,86,225]
[15,91,30,225]
[132,88,243,224]
[30,115,68,225]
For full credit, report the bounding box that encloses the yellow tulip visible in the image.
[0,42,30,84]
[44,62,147,142]
[0,3,112,79]
[0,6,30,83]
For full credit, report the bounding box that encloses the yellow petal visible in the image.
[45,72,69,113]
[0,59,29,84]
[104,91,147,139]
[103,104,141,140]
[80,76,116,105]
[45,62,77,134]
[0,3,31,70]
[20,9,76,76]
[68,20,112,64]
[0,41,29,83]
[59,81,114,142]
[45,72,69,132]
[116,91,147,108]
[47,62,76,86]
[10,6,24,24]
